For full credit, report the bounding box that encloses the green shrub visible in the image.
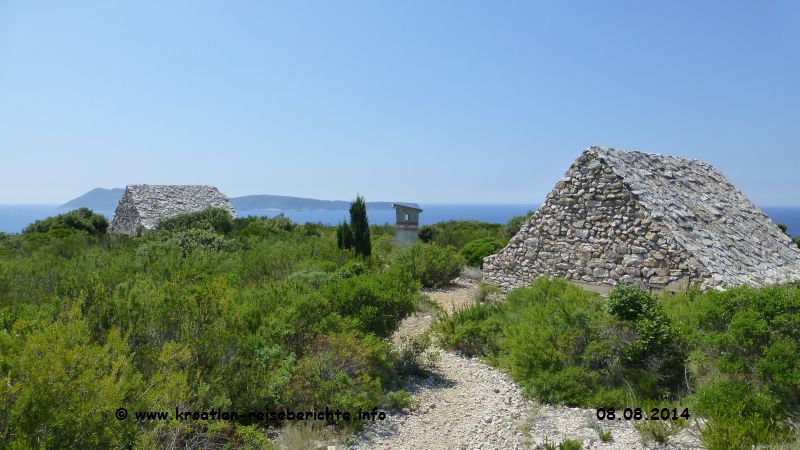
[286,334,389,429]
[369,223,395,237]
[460,237,505,267]
[437,279,687,407]
[232,214,296,237]
[23,208,109,237]
[288,270,331,289]
[606,285,657,321]
[416,220,503,250]
[0,320,140,448]
[300,222,323,237]
[395,243,465,288]
[334,260,366,280]
[156,207,234,234]
[1,211,416,447]
[435,301,502,357]
[323,268,419,338]
[504,210,534,239]
[559,439,582,450]
[372,234,397,262]
[392,331,438,376]
[166,228,238,255]
[694,381,784,449]
[476,283,501,303]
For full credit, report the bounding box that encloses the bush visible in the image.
[417,225,436,243]
[23,208,109,237]
[460,237,505,267]
[395,243,465,288]
[286,334,389,429]
[323,268,419,338]
[232,215,296,237]
[559,438,582,450]
[435,301,502,357]
[437,279,687,407]
[0,211,419,447]
[156,207,234,234]
[606,285,657,321]
[0,320,140,448]
[416,220,503,250]
[504,210,535,239]
[392,331,439,376]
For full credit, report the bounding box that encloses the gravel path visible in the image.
[349,279,705,450]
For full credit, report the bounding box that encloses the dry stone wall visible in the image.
[109,185,235,236]
[484,147,800,292]
[484,151,706,291]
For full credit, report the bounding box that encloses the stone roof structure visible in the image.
[484,147,800,291]
[109,185,235,236]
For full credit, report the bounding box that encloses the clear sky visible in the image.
[1,1,798,205]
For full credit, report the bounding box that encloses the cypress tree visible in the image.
[337,221,353,250]
[349,195,371,257]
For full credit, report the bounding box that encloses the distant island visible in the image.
[60,188,416,212]
[60,188,126,210]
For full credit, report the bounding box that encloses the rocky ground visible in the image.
[348,278,705,450]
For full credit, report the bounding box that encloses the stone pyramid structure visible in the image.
[484,147,800,291]
[109,185,235,236]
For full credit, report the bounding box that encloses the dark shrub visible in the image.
[23,208,109,237]
[349,195,371,257]
[460,237,505,267]
[417,225,436,243]
[606,285,657,321]
[336,222,353,250]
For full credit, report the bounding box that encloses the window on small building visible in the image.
[404,213,409,221]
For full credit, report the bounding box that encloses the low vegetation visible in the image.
[417,220,504,250]
[436,278,800,449]
[459,237,505,267]
[0,207,422,448]
[5,207,796,449]
[394,242,465,288]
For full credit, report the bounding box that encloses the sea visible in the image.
[1,204,799,237]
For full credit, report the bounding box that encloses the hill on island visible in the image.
[60,188,414,212]
[59,188,125,210]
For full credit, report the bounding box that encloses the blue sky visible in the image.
[1,1,798,205]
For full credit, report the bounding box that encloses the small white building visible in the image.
[391,203,423,245]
